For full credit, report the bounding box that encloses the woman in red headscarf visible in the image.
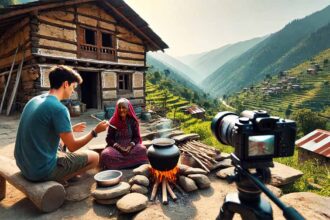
[100,98,149,169]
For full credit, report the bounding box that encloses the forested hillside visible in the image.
[180,36,267,81]
[202,5,330,97]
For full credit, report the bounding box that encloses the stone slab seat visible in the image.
[0,156,66,212]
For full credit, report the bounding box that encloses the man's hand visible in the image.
[94,121,109,134]
[72,122,86,132]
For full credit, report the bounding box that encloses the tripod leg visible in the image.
[217,204,234,220]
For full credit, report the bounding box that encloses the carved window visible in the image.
[85,28,96,45]
[118,73,131,91]
[78,26,116,61]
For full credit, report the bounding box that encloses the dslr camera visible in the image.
[211,110,296,169]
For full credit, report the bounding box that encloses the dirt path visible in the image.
[0,110,327,220]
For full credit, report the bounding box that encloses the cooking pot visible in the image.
[147,138,180,171]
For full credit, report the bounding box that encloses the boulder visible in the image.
[130,184,149,195]
[94,196,121,205]
[270,162,303,186]
[215,159,233,169]
[129,175,150,187]
[187,174,211,189]
[116,193,148,213]
[134,208,170,220]
[92,182,130,200]
[178,176,198,192]
[216,167,235,179]
[183,167,208,175]
[266,184,282,198]
[178,164,190,175]
[273,192,330,220]
[133,164,151,177]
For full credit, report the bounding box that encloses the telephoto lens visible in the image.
[211,111,238,146]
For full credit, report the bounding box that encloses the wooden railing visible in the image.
[79,44,116,61]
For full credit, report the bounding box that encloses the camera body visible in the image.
[211,110,296,169]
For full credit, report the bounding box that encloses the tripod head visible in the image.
[218,153,305,220]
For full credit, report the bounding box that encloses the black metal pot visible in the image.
[147,138,180,171]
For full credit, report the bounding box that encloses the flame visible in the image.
[150,166,179,183]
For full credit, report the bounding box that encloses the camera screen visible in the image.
[248,135,275,157]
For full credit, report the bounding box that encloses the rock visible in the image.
[133,164,151,177]
[134,208,170,220]
[178,176,198,192]
[92,182,130,200]
[216,159,233,169]
[270,162,303,186]
[116,193,148,213]
[273,192,330,220]
[187,174,211,189]
[129,175,150,187]
[172,133,200,143]
[266,184,282,198]
[178,163,190,175]
[216,167,235,179]
[130,184,149,195]
[95,196,121,205]
[183,167,208,175]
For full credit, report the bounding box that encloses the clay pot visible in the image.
[147,138,180,171]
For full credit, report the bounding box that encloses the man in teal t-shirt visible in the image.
[14,65,109,182]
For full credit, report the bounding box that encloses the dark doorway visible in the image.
[79,71,99,109]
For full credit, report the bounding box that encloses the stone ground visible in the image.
[0,110,329,220]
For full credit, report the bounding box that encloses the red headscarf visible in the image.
[109,98,142,143]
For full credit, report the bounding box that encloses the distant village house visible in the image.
[296,129,330,166]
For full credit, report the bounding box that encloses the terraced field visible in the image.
[229,49,330,117]
[145,81,203,125]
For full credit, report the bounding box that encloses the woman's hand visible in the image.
[72,122,86,132]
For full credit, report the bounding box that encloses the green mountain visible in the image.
[146,54,203,94]
[179,36,267,81]
[148,52,200,83]
[202,5,330,97]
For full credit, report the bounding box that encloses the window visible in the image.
[118,73,131,91]
[102,32,113,48]
[85,28,96,45]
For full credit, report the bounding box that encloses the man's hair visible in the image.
[49,65,83,89]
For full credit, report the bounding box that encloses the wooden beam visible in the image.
[6,49,25,116]
[0,46,19,114]
[0,0,94,21]
[103,1,161,51]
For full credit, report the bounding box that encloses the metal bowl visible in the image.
[94,170,122,187]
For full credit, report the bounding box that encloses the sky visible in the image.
[125,0,330,57]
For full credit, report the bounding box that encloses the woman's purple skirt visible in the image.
[100,144,149,170]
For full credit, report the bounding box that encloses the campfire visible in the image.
[149,166,179,204]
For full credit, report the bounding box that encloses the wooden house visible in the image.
[0,0,168,114]
[296,129,330,166]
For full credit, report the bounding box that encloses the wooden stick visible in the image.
[150,179,159,201]
[182,150,210,173]
[90,114,117,130]
[166,182,177,201]
[0,46,19,114]
[184,142,216,156]
[162,178,168,205]
[181,146,215,166]
[191,140,220,154]
[0,176,6,200]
